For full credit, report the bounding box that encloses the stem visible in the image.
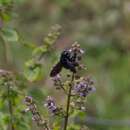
[59,82,68,95]
[0,34,14,130]
[63,73,75,130]
[7,85,15,130]
[0,35,13,69]
[45,124,50,130]
[0,36,8,67]
[42,121,50,130]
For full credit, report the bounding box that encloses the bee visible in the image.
[50,49,78,77]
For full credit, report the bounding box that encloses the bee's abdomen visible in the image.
[50,62,62,77]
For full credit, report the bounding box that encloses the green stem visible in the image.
[0,36,8,67]
[7,85,15,130]
[63,73,75,130]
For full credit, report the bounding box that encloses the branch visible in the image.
[7,85,15,130]
[63,73,75,130]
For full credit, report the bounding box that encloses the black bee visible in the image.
[50,49,78,77]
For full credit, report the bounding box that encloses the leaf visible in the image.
[1,28,18,42]
[68,124,80,130]
[22,42,37,49]
[1,13,11,22]
[0,0,12,5]
[78,111,86,119]
[24,61,43,82]
[43,24,61,46]
[72,110,86,120]
[53,122,61,130]
[16,122,30,130]
[32,45,47,56]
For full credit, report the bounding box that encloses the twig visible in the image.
[7,85,15,130]
[59,81,68,95]
[63,73,75,130]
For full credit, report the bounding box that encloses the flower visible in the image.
[52,74,61,86]
[52,74,61,82]
[24,96,33,106]
[72,42,84,55]
[74,77,96,97]
[44,96,59,115]
[23,96,47,127]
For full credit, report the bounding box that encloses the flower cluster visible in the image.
[62,42,85,72]
[69,42,84,60]
[22,42,95,130]
[51,74,62,87]
[74,77,96,97]
[50,43,96,112]
[0,69,16,89]
[24,96,49,128]
[44,96,61,115]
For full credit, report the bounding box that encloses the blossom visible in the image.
[24,96,46,126]
[71,42,84,55]
[24,96,33,106]
[52,74,61,82]
[52,74,62,86]
[44,96,58,115]
[74,77,96,97]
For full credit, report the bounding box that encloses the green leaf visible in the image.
[1,28,18,42]
[32,45,48,56]
[16,122,30,130]
[22,42,37,49]
[24,61,44,82]
[0,0,12,4]
[1,13,11,22]
[68,124,80,130]
[78,111,86,119]
[72,110,86,120]
[53,122,61,130]
[43,24,61,46]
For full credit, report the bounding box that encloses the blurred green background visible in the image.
[0,0,130,130]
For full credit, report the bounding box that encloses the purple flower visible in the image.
[52,74,61,84]
[74,78,96,97]
[71,42,84,55]
[23,96,47,126]
[24,96,33,106]
[44,96,58,115]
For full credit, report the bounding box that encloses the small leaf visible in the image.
[43,24,61,46]
[68,124,80,130]
[32,45,47,56]
[25,59,34,67]
[1,28,18,42]
[53,122,61,130]
[1,13,11,22]
[0,0,12,5]
[72,110,86,120]
[78,111,86,119]
[22,42,37,49]
[24,62,43,82]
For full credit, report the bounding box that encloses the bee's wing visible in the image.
[50,62,62,77]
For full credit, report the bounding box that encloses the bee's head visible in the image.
[61,49,71,59]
